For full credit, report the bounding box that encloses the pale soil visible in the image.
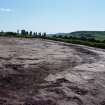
[0,38,105,105]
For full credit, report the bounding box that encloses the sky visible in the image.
[0,0,105,33]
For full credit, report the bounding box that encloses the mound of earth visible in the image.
[0,38,105,105]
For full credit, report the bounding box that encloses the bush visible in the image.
[47,35,105,49]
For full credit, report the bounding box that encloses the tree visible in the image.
[5,32,17,37]
[29,31,32,37]
[64,35,69,39]
[58,35,63,38]
[53,35,57,37]
[26,31,29,36]
[80,36,87,40]
[33,32,37,38]
[42,32,47,38]
[21,30,26,35]
[103,40,105,43]
[43,32,47,38]
[38,32,41,38]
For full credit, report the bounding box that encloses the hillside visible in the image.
[51,31,105,41]
[70,31,105,40]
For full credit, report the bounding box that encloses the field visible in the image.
[0,38,105,105]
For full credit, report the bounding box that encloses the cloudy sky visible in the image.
[0,0,105,33]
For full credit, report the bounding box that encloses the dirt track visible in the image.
[0,38,105,105]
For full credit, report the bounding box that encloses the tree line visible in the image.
[0,30,105,49]
[47,35,105,49]
[0,30,47,38]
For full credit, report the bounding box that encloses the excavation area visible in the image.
[0,38,105,105]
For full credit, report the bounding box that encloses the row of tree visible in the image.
[47,35,105,49]
[0,30,47,38]
[52,35,102,43]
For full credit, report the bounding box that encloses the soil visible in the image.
[0,37,105,105]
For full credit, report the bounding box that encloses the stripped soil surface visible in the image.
[0,38,105,105]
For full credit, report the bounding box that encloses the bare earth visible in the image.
[0,38,105,105]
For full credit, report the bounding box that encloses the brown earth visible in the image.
[0,38,105,105]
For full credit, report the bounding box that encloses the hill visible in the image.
[70,31,105,40]
[50,31,105,41]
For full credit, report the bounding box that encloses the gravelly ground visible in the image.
[0,37,105,105]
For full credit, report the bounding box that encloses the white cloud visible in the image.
[0,8,12,12]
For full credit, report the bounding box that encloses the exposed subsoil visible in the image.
[0,38,105,105]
